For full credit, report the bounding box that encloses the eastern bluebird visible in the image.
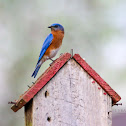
[32,23,64,78]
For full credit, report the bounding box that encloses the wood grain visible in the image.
[11,53,120,113]
[11,53,71,112]
[32,59,112,126]
[73,54,121,105]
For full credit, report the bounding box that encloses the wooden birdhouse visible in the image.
[11,53,121,126]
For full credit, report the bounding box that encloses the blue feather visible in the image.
[38,33,53,63]
[31,65,41,78]
[48,23,64,32]
[32,33,53,78]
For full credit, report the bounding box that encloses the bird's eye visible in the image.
[55,25,58,28]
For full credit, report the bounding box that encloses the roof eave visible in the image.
[11,53,121,112]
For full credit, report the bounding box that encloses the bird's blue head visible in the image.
[48,23,64,32]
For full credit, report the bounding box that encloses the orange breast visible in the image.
[44,30,64,57]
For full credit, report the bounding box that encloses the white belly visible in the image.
[49,47,61,58]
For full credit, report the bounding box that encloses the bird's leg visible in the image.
[49,58,56,66]
[49,58,54,62]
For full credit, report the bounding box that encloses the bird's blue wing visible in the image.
[37,33,53,64]
[32,33,53,78]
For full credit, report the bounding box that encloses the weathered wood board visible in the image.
[29,59,112,126]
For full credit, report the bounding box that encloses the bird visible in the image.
[31,23,64,78]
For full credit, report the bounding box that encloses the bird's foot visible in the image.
[49,58,56,66]
[49,58,54,62]
[60,53,63,56]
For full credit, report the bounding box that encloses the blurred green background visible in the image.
[0,0,126,126]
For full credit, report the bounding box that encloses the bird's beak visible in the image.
[48,25,52,28]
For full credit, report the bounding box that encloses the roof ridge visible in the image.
[11,53,121,112]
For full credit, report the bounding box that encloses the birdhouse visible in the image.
[11,53,121,126]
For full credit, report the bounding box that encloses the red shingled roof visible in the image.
[11,53,121,112]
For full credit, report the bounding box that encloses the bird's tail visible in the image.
[31,65,41,78]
